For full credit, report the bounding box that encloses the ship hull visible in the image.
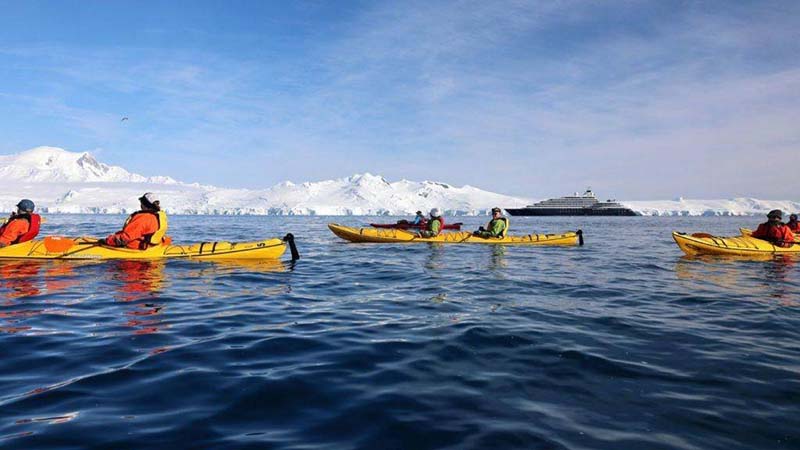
[505,208,638,216]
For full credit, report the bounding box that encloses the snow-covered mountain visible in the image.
[0,146,177,184]
[0,147,527,215]
[0,147,796,216]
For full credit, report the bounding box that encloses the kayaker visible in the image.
[787,214,799,233]
[473,207,508,238]
[0,199,41,247]
[411,211,426,225]
[104,193,168,250]
[418,208,444,238]
[751,209,794,247]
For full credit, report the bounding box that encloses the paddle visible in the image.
[691,232,716,239]
[282,233,300,260]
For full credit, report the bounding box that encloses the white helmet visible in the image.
[429,208,441,217]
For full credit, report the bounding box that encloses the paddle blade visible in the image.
[43,236,76,252]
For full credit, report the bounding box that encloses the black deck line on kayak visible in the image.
[283,233,300,260]
[189,241,286,258]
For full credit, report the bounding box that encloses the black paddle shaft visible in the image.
[283,233,300,260]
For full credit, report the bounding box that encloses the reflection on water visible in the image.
[0,261,43,300]
[490,245,507,270]
[0,261,82,333]
[108,260,166,302]
[675,255,800,305]
[106,260,166,335]
[0,261,84,301]
[424,244,446,271]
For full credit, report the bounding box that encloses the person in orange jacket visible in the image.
[104,193,165,249]
[0,199,41,247]
[787,214,799,233]
[751,209,795,247]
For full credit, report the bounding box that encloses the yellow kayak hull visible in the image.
[672,231,800,257]
[0,237,288,260]
[329,223,582,246]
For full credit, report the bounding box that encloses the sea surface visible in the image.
[0,215,798,450]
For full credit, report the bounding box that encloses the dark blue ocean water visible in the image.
[0,215,798,449]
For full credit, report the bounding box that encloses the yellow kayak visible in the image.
[329,223,583,246]
[0,234,298,260]
[672,231,799,257]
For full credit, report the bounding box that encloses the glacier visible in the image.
[0,147,796,216]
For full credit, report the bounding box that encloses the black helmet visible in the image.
[16,199,35,212]
[791,214,798,221]
[767,209,782,219]
[415,210,422,215]
[491,207,502,214]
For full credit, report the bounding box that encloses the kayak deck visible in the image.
[672,231,800,257]
[330,223,582,245]
[0,236,293,260]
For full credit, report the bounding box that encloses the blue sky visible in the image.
[0,0,798,199]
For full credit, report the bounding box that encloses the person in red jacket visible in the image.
[787,214,799,233]
[751,210,795,247]
[0,199,41,247]
[105,193,164,249]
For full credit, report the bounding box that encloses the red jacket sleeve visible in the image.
[750,224,768,239]
[781,227,795,245]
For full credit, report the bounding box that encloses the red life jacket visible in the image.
[752,222,794,246]
[17,214,41,243]
[0,213,41,244]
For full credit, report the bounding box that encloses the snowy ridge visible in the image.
[0,147,527,215]
[0,147,796,216]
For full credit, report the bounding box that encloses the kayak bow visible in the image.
[673,231,799,257]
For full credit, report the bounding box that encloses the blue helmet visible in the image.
[16,199,35,212]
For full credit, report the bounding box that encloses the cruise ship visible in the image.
[505,189,638,216]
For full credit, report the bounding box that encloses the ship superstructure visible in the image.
[505,189,638,216]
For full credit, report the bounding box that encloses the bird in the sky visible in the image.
[121,117,129,122]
